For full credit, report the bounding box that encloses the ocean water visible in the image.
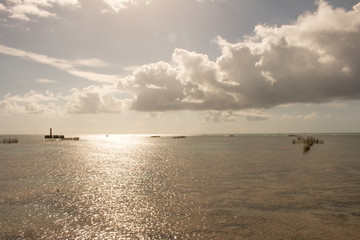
[1,134,360,239]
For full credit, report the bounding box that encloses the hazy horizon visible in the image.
[1,131,360,136]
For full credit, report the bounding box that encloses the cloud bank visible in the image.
[119,0,360,113]
[1,1,360,120]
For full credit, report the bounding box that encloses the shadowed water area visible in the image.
[1,134,360,239]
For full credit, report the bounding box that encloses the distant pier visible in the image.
[45,128,79,141]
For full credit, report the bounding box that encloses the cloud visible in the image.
[116,0,360,113]
[0,3,6,11]
[0,90,61,114]
[0,44,118,83]
[281,112,319,121]
[2,0,360,121]
[125,61,185,111]
[101,0,136,12]
[205,110,271,122]
[0,0,80,21]
[65,85,131,114]
[121,49,241,112]
[2,90,59,103]
[0,86,130,115]
[73,58,111,67]
[36,78,57,83]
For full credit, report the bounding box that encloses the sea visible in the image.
[0,134,360,239]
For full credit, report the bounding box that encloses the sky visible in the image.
[0,0,360,135]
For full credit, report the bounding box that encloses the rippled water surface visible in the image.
[1,134,360,239]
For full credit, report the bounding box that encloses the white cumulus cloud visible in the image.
[0,90,62,114]
[65,85,130,114]
[116,0,360,113]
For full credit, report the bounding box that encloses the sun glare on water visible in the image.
[55,134,162,238]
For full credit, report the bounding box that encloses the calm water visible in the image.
[1,134,360,239]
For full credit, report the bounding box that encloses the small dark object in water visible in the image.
[303,144,311,153]
[172,136,186,139]
[292,135,324,153]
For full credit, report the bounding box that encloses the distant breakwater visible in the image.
[1,138,18,144]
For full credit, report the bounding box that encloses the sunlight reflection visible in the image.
[60,134,168,238]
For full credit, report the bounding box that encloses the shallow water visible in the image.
[1,134,360,239]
